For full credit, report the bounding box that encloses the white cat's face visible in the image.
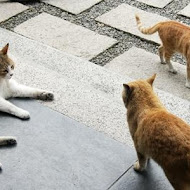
[4,65,14,79]
[0,44,15,80]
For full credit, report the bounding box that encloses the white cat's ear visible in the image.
[1,43,9,55]
[147,74,156,86]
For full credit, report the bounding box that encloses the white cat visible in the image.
[0,43,54,119]
[0,43,54,169]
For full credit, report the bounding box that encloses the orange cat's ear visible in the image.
[1,43,9,55]
[123,84,131,95]
[146,74,156,86]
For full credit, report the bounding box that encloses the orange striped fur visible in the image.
[122,74,190,190]
[135,14,190,89]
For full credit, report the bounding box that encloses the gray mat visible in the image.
[0,99,136,190]
[109,160,173,190]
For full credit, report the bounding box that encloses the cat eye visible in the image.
[11,65,14,69]
[4,69,8,73]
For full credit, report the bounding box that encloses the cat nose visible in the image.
[10,74,13,76]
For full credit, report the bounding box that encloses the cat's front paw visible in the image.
[38,92,54,101]
[133,161,144,172]
[18,110,30,120]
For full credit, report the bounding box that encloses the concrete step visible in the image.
[105,47,190,101]
[0,27,190,147]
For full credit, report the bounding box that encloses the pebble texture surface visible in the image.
[14,13,117,60]
[105,47,189,101]
[0,2,28,22]
[45,0,103,14]
[1,28,190,146]
[136,0,173,8]
[178,3,190,17]
[96,4,168,44]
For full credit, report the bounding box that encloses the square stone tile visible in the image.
[178,4,190,17]
[96,4,169,44]
[14,13,117,60]
[105,47,189,101]
[0,2,28,22]
[109,160,173,190]
[45,0,103,14]
[136,0,173,8]
[0,99,136,190]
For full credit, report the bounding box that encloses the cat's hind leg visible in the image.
[158,45,166,64]
[134,152,148,172]
[164,50,177,74]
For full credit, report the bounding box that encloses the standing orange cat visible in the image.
[135,15,190,88]
[122,74,190,190]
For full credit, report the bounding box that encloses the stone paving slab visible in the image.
[96,4,169,44]
[0,2,28,23]
[136,0,173,8]
[14,13,117,60]
[1,28,190,147]
[45,0,103,14]
[105,47,190,101]
[178,3,190,17]
[0,99,136,190]
[109,160,172,190]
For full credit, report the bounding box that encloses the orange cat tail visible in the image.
[135,14,161,35]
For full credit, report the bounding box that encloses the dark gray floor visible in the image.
[0,99,173,190]
[109,160,173,190]
[0,99,136,190]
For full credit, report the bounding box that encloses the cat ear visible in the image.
[123,84,131,94]
[1,43,9,55]
[146,74,156,86]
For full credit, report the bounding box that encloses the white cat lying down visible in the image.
[0,43,54,119]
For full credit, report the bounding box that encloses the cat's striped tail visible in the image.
[135,14,161,35]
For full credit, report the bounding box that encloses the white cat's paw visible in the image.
[6,137,17,145]
[38,92,54,101]
[169,69,177,74]
[18,110,30,120]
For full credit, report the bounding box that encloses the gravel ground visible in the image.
[0,0,190,66]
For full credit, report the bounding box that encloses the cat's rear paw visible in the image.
[6,137,17,145]
[18,110,30,120]
[38,92,54,101]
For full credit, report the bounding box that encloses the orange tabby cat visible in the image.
[122,74,190,190]
[135,14,190,89]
